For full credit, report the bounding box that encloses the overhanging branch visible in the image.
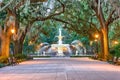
[14,0,25,10]
[108,16,119,25]
[51,17,73,26]
[32,0,65,21]
[0,0,14,12]
[106,10,115,26]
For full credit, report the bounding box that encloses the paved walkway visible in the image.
[0,57,120,80]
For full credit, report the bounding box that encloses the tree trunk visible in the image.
[115,57,119,63]
[18,42,23,54]
[102,27,109,60]
[1,34,10,58]
[14,33,25,54]
[14,40,23,54]
[99,32,104,57]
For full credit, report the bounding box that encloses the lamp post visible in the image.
[94,34,99,53]
[11,28,15,34]
[95,34,99,39]
[111,40,119,47]
[10,28,15,56]
[9,15,15,34]
[114,41,118,45]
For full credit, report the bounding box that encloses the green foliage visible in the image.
[0,11,7,27]
[109,43,120,62]
[14,54,27,60]
[109,49,116,56]
[114,44,120,57]
[1,0,120,56]
[80,37,90,47]
[13,53,33,60]
[56,0,98,41]
[106,54,113,61]
[109,44,120,63]
[0,63,5,68]
[23,37,36,54]
[109,20,120,44]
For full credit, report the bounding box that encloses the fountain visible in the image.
[37,27,87,56]
[51,28,70,56]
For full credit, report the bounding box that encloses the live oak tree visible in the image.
[51,0,120,60]
[0,10,16,57]
[27,0,120,60]
[90,0,120,59]
[0,0,65,57]
[0,0,120,59]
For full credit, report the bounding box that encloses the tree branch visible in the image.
[17,20,33,42]
[0,0,14,12]
[33,0,65,21]
[30,0,48,3]
[107,16,119,25]
[91,0,106,28]
[106,10,116,26]
[47,17,80,34]
[14,0,25,10]
[51,17,73,26]
[14,0,65,42]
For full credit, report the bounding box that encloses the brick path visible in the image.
[0,57,120,80]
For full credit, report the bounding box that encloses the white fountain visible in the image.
[51,28,70,56]
[38,28,87,56]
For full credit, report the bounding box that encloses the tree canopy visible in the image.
[0,0,120,59]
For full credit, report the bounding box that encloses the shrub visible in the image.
[110,44,120,63]
[0,63,5,68]
[106,54,113,61]
[110,49,116,56]
[0,56,8,63]
[14,54,27,60]
[114,44,120,57]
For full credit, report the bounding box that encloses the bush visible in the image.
[114,44,120,57]
[110,49,116,56]
[14,54,27,60]
[110,44,120,63]
[106,54,113,61]
[0,57,7,68]
[0,56,8,63]
[0,63,5,68]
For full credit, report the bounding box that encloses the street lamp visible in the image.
[114,41,119,45]
[11,28,15,34]
[95,34,99,39]
[94,34,99,53]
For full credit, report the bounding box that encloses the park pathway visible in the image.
[0,57,120,80]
